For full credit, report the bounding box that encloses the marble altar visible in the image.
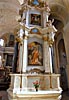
[7,0,62,100]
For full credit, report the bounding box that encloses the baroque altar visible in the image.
[7,0,62,100]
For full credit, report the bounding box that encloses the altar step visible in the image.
[0,90,69,100]
[7,88,62,100]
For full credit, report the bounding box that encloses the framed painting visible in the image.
[30,14,41,26]
[28,42,43,66]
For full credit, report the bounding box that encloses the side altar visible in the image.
[7,0,62,100]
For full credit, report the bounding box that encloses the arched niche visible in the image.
[58,39,68,91]
[58,39,67,68]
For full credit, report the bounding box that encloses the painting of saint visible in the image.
[30,14,41,26]
[28,42,43,66]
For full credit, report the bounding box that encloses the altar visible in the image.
[7,0,62,100]
[7,73,62,100]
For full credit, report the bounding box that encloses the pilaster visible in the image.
[43,38,50,73]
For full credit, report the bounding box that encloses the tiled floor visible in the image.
[0,90,69,100]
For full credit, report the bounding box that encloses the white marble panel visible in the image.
[44,76,50,89]
[51,76,58,89]
[22,76,27,89]
[14,76,21,89]
[27,77,40,89]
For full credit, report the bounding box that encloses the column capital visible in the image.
[43,36,54,47]
[23,35,28,40]
[15,36,23,45]
[48,39,54,47]
[43,36,49,41]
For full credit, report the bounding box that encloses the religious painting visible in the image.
[30,14,41,26]
[28,42,43,66]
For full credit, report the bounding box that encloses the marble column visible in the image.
[43,38,50,73]
[49,46,53,73]
[18,42,23,73]
[21,35,28,90]
[12,41,19,73]
[22,35,28,73]
[46,12,49,22]
[26,9,29,26]
[43,11,47,27]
